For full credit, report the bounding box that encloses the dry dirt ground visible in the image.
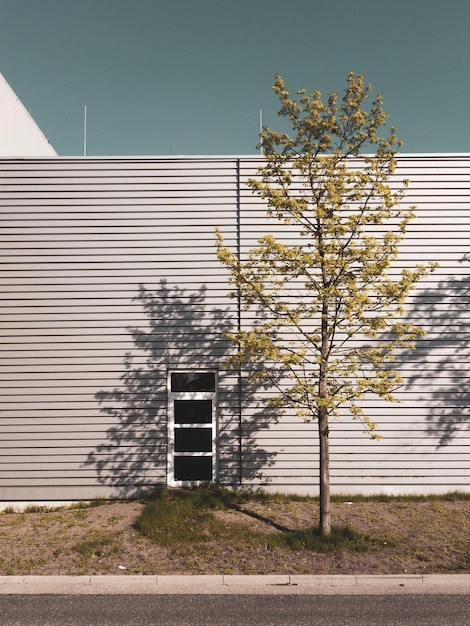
[0,497,469,576]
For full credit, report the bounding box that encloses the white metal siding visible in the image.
[236,155,470,494]
[0,155,469,500]
[0,158,240,499]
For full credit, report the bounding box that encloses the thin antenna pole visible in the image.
[259,109,263,154]
[84,106,87,156]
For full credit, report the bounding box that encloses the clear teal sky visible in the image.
[1,0,470,156]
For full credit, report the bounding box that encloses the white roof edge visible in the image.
[0,153,469,160]
[0,73,57,156]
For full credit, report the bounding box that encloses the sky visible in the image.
[1,0,470,156]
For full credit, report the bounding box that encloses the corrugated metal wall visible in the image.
[238,155,470,494]
[0,155,469,500]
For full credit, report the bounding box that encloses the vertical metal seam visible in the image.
[236,158,243,486]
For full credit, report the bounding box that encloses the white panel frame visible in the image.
[167,370,218,487]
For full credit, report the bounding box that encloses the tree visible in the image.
[216,72,436,535]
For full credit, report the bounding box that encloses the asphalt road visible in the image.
[0,594,469,626]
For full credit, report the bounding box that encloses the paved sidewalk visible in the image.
[0,574,468,595]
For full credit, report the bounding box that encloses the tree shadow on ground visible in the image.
[405,257,470,447]
[86,280,278,496]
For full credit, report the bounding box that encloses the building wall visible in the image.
[0,73,57,157]
[0,155,469,501]
[239,155,470,494]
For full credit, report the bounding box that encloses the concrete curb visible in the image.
[0,574,468,595]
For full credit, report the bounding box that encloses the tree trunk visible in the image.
[318,406,331,535]
[318,285,331,536]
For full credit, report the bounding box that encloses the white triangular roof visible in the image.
[0,73,57,156]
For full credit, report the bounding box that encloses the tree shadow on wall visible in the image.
[86,280,278,497]
[405,256,470,448]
